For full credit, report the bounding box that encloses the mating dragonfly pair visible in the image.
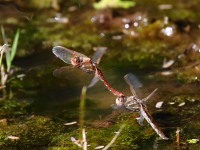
[52,46,168,140]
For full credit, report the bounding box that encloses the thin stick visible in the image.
[79,86,87,129]
[82,128,87,150]
[176,127,180,144]
[103,124,125,150]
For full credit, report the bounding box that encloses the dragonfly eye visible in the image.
[116,97,126,106]
[75,57,82,64]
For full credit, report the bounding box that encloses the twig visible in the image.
[176,127,180,144]
[103,124,125,150]
[82,128,87,150]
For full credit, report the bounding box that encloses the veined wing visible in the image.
[53,66,74,78]
[87,47,107,88]
[140,103,168,140]
[87,70,99,88]
[124,73,143,97]
[92,47,107,64]
[52,46,88,64]
[141,88,157,103]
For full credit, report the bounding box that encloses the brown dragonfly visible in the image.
[52,46,125,97]
[112,73,168,140]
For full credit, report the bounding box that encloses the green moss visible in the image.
[0,115,66,149]
[0,99,29,116]
[177,72,200,84]
[169,9,198,22]
[45,113,156,149]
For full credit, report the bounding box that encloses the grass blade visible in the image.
[11,29,20,61]
[1,26,8,44]
[6,50,11,72]
[103,124,125,150]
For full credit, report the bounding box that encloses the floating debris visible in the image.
[161,26,175,37]
[17,74,26,80]
[158,4,173,10]
[47,13,69,24]
[71,137,82,147]
[112,35,123,40]
[95,145,104,149]
[169,101,175,105]
[68,6,78,12]
[162,59,175,68]
[8,135,20,140]
[161,71,174,76]
[64,121,77,126]
[178,102,185,107]
[155,101,164,109]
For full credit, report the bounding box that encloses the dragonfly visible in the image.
[112,73,168,140]
[52,46,125,97]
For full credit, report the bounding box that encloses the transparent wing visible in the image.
[140,104,168,140]
[52,46,88,64]
[111,104,123,109]
[87,72,99,88]
[124,73,143,96]
[136,109,145,125]
[53,66,74,78]
[92,47,107,64]
[141,88,158,103]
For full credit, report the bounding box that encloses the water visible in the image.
[1,0,200,149]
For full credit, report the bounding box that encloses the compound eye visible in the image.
[116,97,125,106]
[75,57,81,64]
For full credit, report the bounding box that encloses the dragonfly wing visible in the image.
[52,46,88,64]
[141,88,158,103]
[124,73,143,96]
[53,66,74,78]
[111,104,123,109]
[137,108,145,125]
[140,104,168,140]
[87,72,99,88]
[92,47,107,64]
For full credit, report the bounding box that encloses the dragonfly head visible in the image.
[115,96,127,107]
[71,56,83,66]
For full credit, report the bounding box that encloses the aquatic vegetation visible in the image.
[0,27,20,89]
[29,0,54,9]
[2,0,200,149]
[0,115,65,149]
[93,0,136,9]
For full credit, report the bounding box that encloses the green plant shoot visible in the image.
[93,0,135,9]
[6,29,20,72]
[79,86,87,129]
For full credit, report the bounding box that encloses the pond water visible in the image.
[1,0,200,149]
